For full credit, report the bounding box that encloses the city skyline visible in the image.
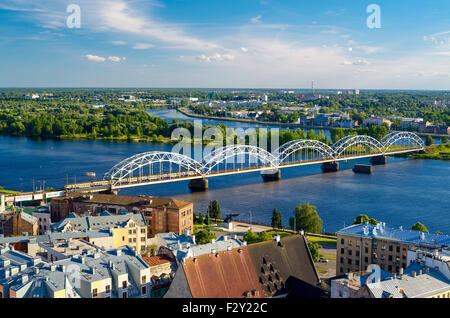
[0,0,449,89]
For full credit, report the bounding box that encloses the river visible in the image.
[0,109,448,233]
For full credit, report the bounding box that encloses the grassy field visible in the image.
[0,187,19,194]
[306,235,337,246]
[409,143,450,161]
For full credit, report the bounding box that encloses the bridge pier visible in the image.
[188,178,209,192]
[370,155,387,165]
[321,162,339,173]
[261,170,281,182]
[100,189,120,195]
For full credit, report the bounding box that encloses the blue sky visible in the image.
[0,0,449,89]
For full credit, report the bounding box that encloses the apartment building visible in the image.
[1,210,38,237]
[0,245,152,298]
[49,193,193,237]
[32,207,51,235]
[51,212,148,255]
[336,222,450,275]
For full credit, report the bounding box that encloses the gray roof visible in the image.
[367,270,450,298]
[51,213,146,232]
[157,232,243,264]
[0,245,150,298]
[0,230,112,245]
[337,222,450,248]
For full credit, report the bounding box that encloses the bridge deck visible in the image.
[3,147,423,202]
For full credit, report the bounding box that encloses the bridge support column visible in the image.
[321,162,339,173]
[370,155,387,165]
[188,178,209,192]
[261,170,281,182]
[100,189,119,195]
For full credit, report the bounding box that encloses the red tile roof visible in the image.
[182,246,264,298]
[143,255,174,267]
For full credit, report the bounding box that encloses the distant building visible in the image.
[339,119,357,128]
[40,238,98,262]
[336,222,450,275]
[362,117,391,128]
[49,193,193,238]
[142,255,177,298]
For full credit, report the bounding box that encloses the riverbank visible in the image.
[393,143,450,161]
[177,108,450,138]
[177,107,332,130]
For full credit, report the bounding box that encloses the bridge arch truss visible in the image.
[380,131,425,153]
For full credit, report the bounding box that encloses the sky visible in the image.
[0,0,449,89]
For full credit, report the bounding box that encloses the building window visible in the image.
[364,257,368,263]
[106,285,110,293]
[142,276,146,284]
[396,246,400,253]
[122,292,127,298]
[141,228,146,234]
[355,260,360,266]
[348,250,352,256]
[142,286,147,295]
[389,255,393,261]
[348,259,352,265]
[365,247,369,254]
[141,237,146,242]
[389,245,393,252]
[348,240,352,246]
[341,248,344,254]
[356,251,360,257]
[388,265,392,272]
[341,239,344,244]
[122,281,127,288]
[92,288,98,297]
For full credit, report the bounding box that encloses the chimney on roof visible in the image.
[243,241,247,246]
[223,235,228,241]
[412,271,417,278]
[211,239,216,244]
[191,234,196,245]
[418,269,422,276]
[185,228,190,237]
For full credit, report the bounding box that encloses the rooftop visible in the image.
[337,222,450,248]
[53,193,191,209]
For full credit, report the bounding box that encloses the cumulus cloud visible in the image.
[107,56,126,62]
[85,54,125,62]
[240,47,248,52]
[85,54,106,62]
[196,53,235,63]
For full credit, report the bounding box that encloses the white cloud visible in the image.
[342,59,370,66]
[107,56,126,62]
[196,53,235,63]
[250,15,262,24]
[241,47,248,53]
[133,43,154,50]
[85,54,106,62]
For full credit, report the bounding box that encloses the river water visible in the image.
[0,109,448,233]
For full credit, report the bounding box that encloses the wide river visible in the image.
[0,109,448,233]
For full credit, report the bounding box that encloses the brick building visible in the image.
[1,211,38,237]
[49,193,193,237]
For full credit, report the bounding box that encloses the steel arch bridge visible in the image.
[60,131,425,192]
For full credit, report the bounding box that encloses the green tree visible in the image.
[243,229,260,244]
[307,241,322,262]
[205,212,211,225]
[289,203,323,233]
[442,137,448,144]
[425,135,434,146]
[411,222,429,233]
[207,200,221,220]
[271,208,282,229]
[195,230,217,245]
[353,214,370,224]
[368,218,378,225]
